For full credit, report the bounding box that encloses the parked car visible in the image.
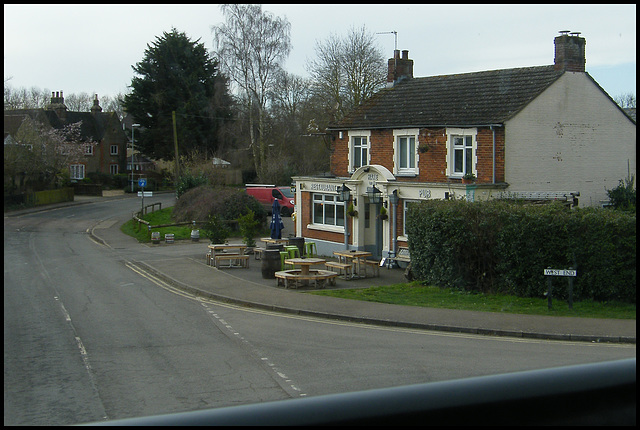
[245,184,295,217]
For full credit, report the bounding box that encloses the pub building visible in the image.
[292,34,635,262]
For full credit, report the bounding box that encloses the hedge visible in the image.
[405,200,635,304]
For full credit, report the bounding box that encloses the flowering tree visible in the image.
[5,119,95,191]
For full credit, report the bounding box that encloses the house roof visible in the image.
[329,65,566,130]
[3,108,119,143]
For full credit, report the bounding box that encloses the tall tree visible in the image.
[306,25,386,125]
[212,4,291,178]
[123,28,232,161]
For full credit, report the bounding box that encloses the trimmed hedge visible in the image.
[406,200,635,304]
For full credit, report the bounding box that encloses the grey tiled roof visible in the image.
[330,65,565,130]
[4,108,112,142]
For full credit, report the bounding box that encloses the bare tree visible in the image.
[306,33,344,124]
[211,4,291,179]
[614,92,636,109]
[306,25,386,125]
[4,85,51,109]
[64,92,93,111]
[101,93,126,120]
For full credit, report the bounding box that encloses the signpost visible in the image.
[137,178,151,216]
[544,267,577,309]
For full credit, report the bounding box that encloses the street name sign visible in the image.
[137,191,153,197]
[544,269,577,277]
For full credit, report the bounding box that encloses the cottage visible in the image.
[4,91,128,182]
[292,32,636,261]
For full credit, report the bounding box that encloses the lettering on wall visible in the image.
[310,183,338,192]
[418,189,431,199]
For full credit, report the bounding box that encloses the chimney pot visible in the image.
[387,49,414,86]
[554,31,586,72]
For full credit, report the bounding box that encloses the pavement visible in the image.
[6,194,636,344]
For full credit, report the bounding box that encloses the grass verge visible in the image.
[120,206,271,243]
[120,207,192,242]
[308,283,636,319]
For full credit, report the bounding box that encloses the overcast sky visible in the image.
[4,4,636,102]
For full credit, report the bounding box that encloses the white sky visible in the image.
[4,4,636,101]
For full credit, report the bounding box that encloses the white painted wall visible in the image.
[505,72,636,207]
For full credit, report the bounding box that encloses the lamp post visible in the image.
[337,183,351,250]
[131,123,140,192]
[388,189,400,267]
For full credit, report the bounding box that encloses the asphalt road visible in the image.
[4,195,635,425]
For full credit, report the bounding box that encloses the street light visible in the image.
[131,123,140,192]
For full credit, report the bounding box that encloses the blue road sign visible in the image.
[138,178,147,187]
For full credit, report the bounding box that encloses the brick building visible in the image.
[292,32,636,261]
[4,91,128,182]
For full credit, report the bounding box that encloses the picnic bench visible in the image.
[324,261,353,279]
[275,269,338,289]
[253,247,265,260]
[363,259,381,277]
[388,247,410,268]
[214,254,249,269]
[209,244,249,269]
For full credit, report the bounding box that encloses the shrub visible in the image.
[238,210,261,247]
[172,185,267,233]
[176,172,208,198]
[406,200,635,304]
[606,175,636,212]
[201,214,230,244]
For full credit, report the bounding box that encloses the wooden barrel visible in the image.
[151,231,160,244]
[288,237,305,256]
[261,249,281,279]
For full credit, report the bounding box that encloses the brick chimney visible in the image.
[46,90,68,120]
[91,94,103,115]
[387,49,414,87]
[554,31,586,72]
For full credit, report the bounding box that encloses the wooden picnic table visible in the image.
[209,244,248,254]
[284,257,326,276]
[261,237,289,245]
[333,250,372,277]
[208,244,249,268]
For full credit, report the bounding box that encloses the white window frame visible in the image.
[312,193,345,228]
[446,128,477,178]
[402,199,421,237]
[110,164,119,175]
[110,144,118,155]
[393,128,419,176]
[348,130,370,172]
[85,144,93,155]
[70,164,85,180]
